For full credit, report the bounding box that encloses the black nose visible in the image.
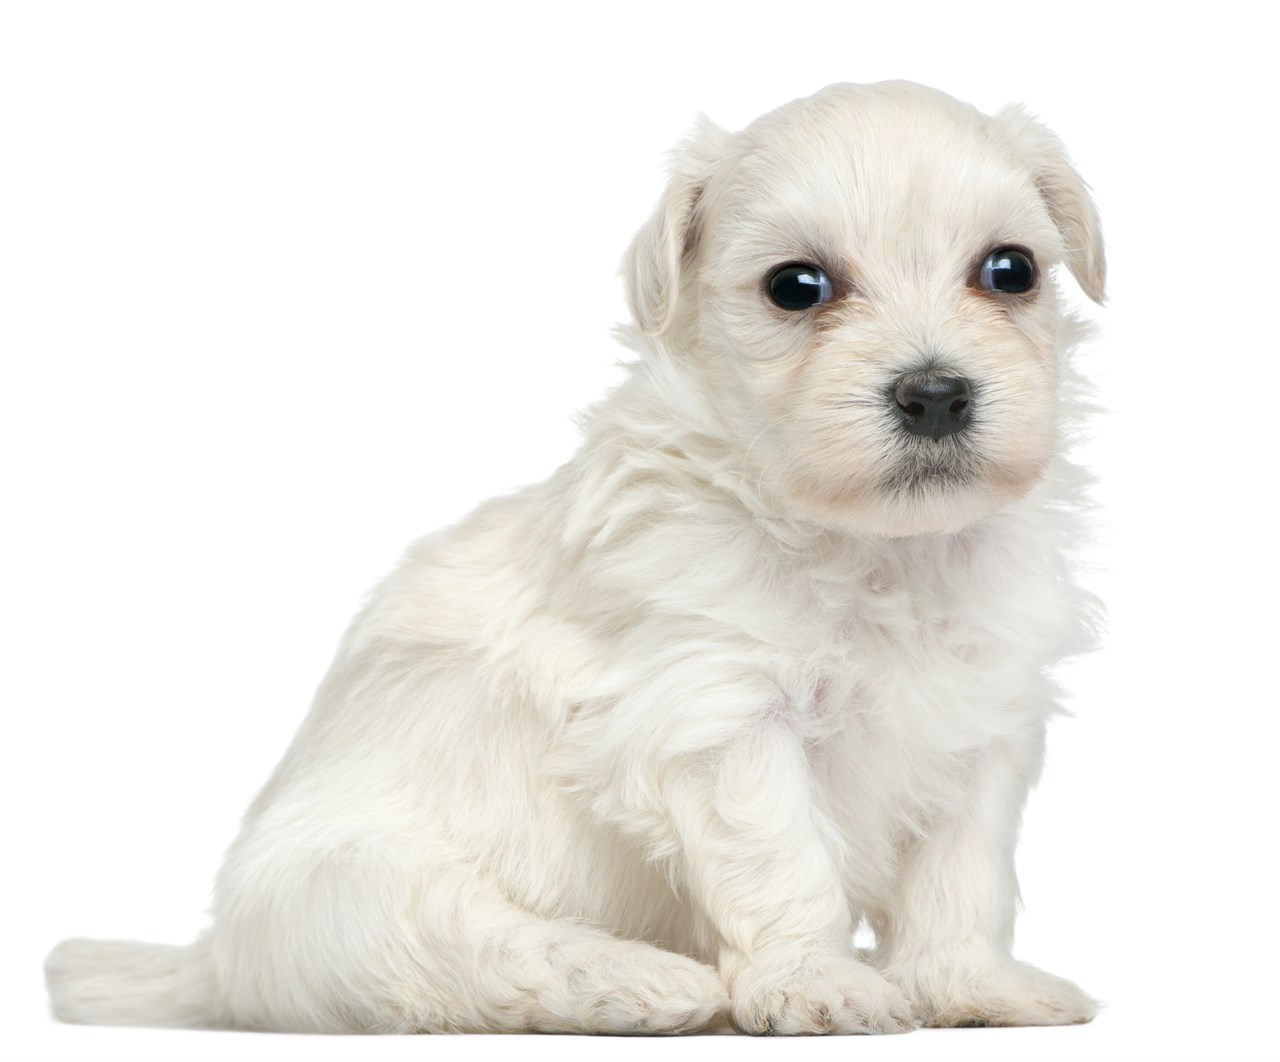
[893,373,972,439]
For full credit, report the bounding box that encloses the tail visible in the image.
[45,937,219,1027]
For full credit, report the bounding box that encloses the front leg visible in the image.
[659,716,913,1035]
[872,729,1096,1027]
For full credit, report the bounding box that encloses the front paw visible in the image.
[728,953,915,1035]
[891,957,1097,1027]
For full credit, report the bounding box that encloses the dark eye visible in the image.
[766,263,834,310]
[978,247,1036,294]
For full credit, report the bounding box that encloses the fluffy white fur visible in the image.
[47,80,1105,1035]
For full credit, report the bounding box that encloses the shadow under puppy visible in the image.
[48,79,1105,1036]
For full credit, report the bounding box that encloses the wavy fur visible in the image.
[48,81,1104,1035]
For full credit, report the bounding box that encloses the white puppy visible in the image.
[47,80,1105,1036]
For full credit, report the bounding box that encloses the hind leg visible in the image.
[408,861,728,1034]
[467,899,728,1032]
[214,845,726,1033]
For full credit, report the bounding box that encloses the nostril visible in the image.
[949,397,969,416]
[901,400,926,417]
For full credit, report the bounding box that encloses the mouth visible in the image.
[879,441,983,495]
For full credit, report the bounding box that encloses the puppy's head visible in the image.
[623,81,1104,537]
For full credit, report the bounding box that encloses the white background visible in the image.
[2,2,1276,1060]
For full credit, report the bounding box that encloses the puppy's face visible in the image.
[625,82,1105,537]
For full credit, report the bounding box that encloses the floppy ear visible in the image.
[996,104,1106,304]
[622,115,732,335]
